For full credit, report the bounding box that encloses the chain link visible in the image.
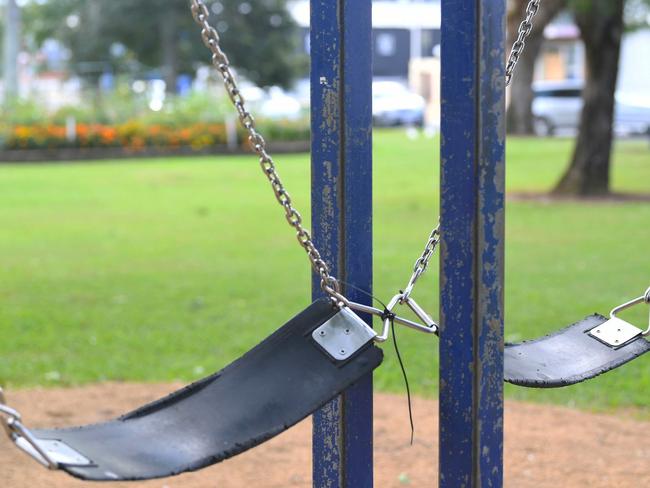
[399,0,542,299]
[505,0,541,86]
[190,0,541,306]
[189,0,347,306]
[401,222,440,301]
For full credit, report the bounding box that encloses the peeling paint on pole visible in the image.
[311,1,373,487]
[440,0,506,486]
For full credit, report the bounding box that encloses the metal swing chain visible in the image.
[189,0,543,325]
[189,0,347,307]
[401,222,440,302]
[393,0,542,307]
[505,0,542,87]
[0,0,349,466]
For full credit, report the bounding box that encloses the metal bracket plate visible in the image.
[312,307,376,361]
[15,436,94,467]
[588,317,643,348]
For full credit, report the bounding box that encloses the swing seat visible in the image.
[504,314,650,388]
[17,299,382,481]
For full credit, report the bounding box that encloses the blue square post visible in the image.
[439,0,506,486]
[310,1,374,487]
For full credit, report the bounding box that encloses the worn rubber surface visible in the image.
[33,299,383,481]
[505,314,650,388]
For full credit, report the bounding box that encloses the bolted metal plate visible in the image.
[312,307,376,361]
[588,317,643,348]
[16,436,94,467]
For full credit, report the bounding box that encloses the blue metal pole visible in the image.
[439,0,506,486]
[310,1,374,487]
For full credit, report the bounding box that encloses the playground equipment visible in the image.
[1,0,649,485]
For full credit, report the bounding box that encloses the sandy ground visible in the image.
[1,383,649,488]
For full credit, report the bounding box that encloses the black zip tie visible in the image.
[391,316,415,445]
[338,281,415,444]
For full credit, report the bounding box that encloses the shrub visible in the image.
[0,89,310,152]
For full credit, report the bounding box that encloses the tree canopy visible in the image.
[22,0,307,89]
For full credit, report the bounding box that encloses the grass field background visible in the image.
[1,131,648,412]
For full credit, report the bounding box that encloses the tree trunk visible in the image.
[553,0,624,196]
[506,0,567,134]
[161,12,179,94]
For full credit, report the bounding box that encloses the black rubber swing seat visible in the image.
[504,314,650,388]
[26,299,383,481]
[15,303,650,481]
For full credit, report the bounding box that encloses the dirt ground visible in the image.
[1,383,648,488]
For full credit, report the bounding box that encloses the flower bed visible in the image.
[1,120,310,153]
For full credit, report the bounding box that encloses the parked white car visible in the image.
[259,86,303,120]
[532,80,650,137]
[372,80,426,127]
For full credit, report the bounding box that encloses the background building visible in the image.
[289,0,441,79]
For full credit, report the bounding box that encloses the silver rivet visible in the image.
[319,330,326,336]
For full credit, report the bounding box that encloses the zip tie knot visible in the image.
[382,309,397,323]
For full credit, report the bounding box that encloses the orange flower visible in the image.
[100,127,117,144]
[46,125,66,138]
[77,124,89,139]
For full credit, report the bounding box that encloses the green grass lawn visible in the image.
[1,130,649,412]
